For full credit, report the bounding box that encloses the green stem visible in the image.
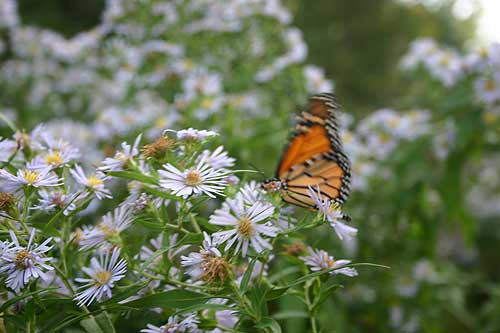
[305,280,318,333]
[189,213,202,233]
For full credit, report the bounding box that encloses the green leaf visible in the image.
[106,170,158,185]
[175,303,232,315]
[45,312,96,332]
[265,287,289,300]
[80,312,115,333]
[178,232,204,246]
[0,287,56,313]
[272,310,309,320]
[135,217,164,231]
[240,256,258,294]
[255,317,282,333]
[99,282,148,307]
[121,290,210,309]
[313,283,342,311]
[197,319,218,331]
[248,283,269,319]
[94,312,115,333]
[143,185,177,200]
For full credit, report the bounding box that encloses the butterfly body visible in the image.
[262,93,351,209]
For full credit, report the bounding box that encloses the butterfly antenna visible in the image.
[248,163,267,178]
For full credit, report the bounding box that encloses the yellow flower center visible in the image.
[483,111,498,125]
[379,132,391,144]
[237,216,253,239]
[439,54,451,66]
[45,150,63,165]
[15,249,32,269]
[97,223,115,237]
[325,258,336,269]
[21,170,40,185]
[154,116,167,129]
[87,175,103,187]
[479,47,489,59]
[94,270,112,285]
[327,202,341,217]
[485,78,496,92]
[200,97,214,109]
[388,118,399,129]
[185,170,202,186]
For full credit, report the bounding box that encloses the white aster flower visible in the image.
[475,72,500,105]
[181,232,223,280]
[30,147,79,169]
[79,206,134,250]
[74,247,127,306]
[98,134,142,172]
[0,167,62,191]
[198,146,235,170]
[0,229,54,292]
[141,314,199,333]
[307,186,357,241]
[210,198,278,257]
[174,128,218,141]
[32,189,77,215]
[159,160,227,198]
[70,164,112,199]
[300,247,358,277]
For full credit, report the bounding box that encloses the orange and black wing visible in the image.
[276,93,351,208]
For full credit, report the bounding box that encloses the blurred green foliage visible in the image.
[285,0,477,114]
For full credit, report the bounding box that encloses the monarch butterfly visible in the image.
[262,93,351,209]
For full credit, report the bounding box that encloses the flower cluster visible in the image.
[0,125,360,332]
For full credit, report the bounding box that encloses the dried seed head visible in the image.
[201,255,231,284]
[281,242,306,256]
[141,136,175,158]
[0,192,15,211]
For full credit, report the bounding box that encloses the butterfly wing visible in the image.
[276,93,351,208]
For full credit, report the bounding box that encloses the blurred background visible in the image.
[1,0,500,332]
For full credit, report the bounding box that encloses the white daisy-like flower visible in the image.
[174,128,218,141]
[70,164,112,199]
[98,134,142,172]
[37,149,77,169]
[32,189,77,215]
[79,206,134,250]
[0,167,63,192]
[307,186,357,241]
[237,181,295,231]
[210,198,278,257]
[0,229,54,292]
[74,247,127,306]
[474,72,500,105]
[198,146,235,170]
[300,247,358,277]
[141,314,199,333]
[181,231,222,280]
[159,160,227,198]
